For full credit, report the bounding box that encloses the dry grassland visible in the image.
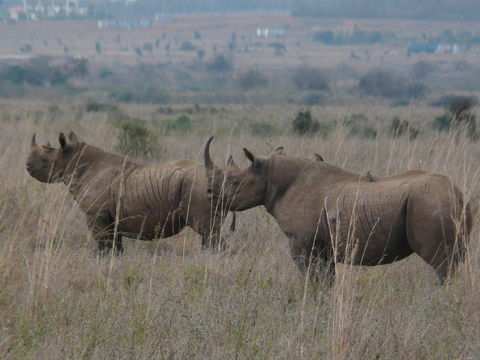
[0,99,479,359]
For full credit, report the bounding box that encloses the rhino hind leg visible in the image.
[406,186,469,284]
[97,233,124,255]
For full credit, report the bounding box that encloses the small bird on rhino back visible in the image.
[26,132,233,254]
[204,137,473,285]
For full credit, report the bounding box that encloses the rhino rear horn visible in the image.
[226,155,239,171]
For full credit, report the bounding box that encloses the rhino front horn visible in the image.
[31,133,38,148]
[204,136,216,172]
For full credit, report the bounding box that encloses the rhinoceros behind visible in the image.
[204,137,473,284]
[26,132,231,253]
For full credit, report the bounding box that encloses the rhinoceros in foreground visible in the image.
[204,137,472,284]
[26,132,232,253]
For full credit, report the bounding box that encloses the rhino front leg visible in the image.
[289,236,335,286]
[88,216,124,255]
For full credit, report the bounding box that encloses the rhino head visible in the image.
[204,137,271,211]
[26,131,82,183]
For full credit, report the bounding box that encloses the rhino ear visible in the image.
[273,146,284,155]
[58,132,70,151]
[314,153,324,161]
[68,131,79,143]
[243,148,263,171]
[243,148,255,163]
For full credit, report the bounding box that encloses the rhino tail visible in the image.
[454,190,474,264]
[464,200,474,239]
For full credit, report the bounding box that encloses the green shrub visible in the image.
[250,122,274,137]
[433,114,451,132]
[406,82,429,99]
[342,113,377,139]
[85,100,118,113]
[115,120,158,159]
[236,69,268,90]
[359,70,429,100]
[180,41,196,51]
[292,109,320,135]
[165,115,192,133]
[0,56,89,87]
[313,28,394,45]
[433,96,477,137]
[206,54,233,73]
[292,65,329,91]
[359,71,403,98]
[109,86,170,104]
[390,117,419,139]
[301,93,326,105]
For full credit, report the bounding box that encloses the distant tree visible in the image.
[95,41,102,54]
[194,31,202,40]
[180,41,196,51]
[206,53,233,72]
[196,49,205,61]
[269,42,286,56]
[142,42,153,55]
[20,44,33,53]
[134,47,143,57]
[411,61,436,79]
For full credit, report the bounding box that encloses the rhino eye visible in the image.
[41,157,48,164]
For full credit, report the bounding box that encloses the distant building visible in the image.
[8,6,29,21]
[406,43,438,57]
[154,13,172,23]
[256,28,285,38]
[436,44,468,54]
[6,1,88,21]
[407,42,468,57]
[98,18,153,30]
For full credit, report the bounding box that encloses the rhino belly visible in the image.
[332,202,413,266]
[117,210,185,240]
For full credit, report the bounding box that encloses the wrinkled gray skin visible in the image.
[26,132,231,254]
[204,137,473,284]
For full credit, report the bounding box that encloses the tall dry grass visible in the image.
[0,99,479,359]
